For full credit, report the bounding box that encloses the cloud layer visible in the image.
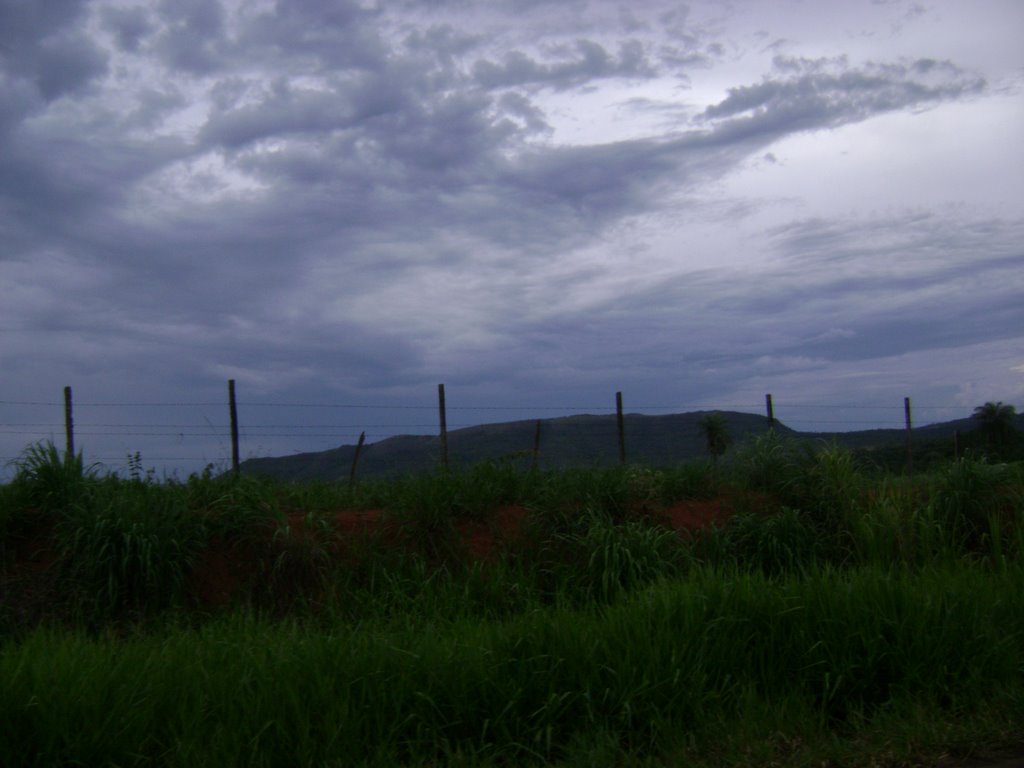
[2,0,1022,475]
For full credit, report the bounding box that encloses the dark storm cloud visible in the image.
[733,214,1024,363]
[700,55,985,139]
[490,209,1024,404]
[101,6,154,52]
[1,0,1020,475]
[473,39,655,89]
[0,0,107,101]
[0,118,186,236]
[198,79,379,150]
[177,5,990,272]
[4,6,990,310]
[0,2,990,272]
[501,138,677,223]
[241,0,387,72]
[153,0,227,73]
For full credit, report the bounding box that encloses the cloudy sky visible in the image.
[2,0,1022,477]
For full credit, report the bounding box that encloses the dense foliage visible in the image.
[2,437,1023,766]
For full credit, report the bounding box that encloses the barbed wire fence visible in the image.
[0,381,971,480]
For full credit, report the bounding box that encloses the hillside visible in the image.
[241,410,781,482]
[239,409,1024,483]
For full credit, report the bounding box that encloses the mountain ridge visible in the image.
[239,409,1018,482]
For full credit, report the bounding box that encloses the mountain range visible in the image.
[238,410,1018,482]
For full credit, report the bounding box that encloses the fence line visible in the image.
[0,399,957,411]
[0,382,981,477]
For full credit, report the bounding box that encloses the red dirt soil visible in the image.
[184,500,730,610]
[1,500,732,620]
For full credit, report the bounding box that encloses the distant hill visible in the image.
[238,410,1024,483]
[240,411,781,482]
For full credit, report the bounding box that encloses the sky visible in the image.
[2,0,1022,478]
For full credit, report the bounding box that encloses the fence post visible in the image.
[616,391,626,465]
[765,393,775,431]
[63,386,74,459]
[438,383,449,471]
[904,396,913,472]
[228,379,240,477]
[349,431,366,485]
[531,419,542,472]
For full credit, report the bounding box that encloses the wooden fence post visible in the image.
[531,419,542,472]
[349,431,366,485]
[438,383,449,471]
[63,386,74,459]
[904,396,913,473]
[765,393,775,431]
[616,391,626,465]
[228,379,240,477]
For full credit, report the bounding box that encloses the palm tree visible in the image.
[972,401,1018,452]
[698,412,732,464]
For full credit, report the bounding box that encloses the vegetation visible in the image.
[973,400,1019,453]
[2,437,1023,766]
[237,405,1024,482]
[697,411,732,464]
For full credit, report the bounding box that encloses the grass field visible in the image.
[2,436,1023,766]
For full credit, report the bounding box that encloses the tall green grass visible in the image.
[4,444,1024,763]
[54,482,208,619]
[3,444,1024,628]
[551,509,687,603]
[3,563,1022,766]
[5,440,99,518]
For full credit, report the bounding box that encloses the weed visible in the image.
[7,563,1024,766]
[529,466,647,526]
[251,510,338,614]
[656,461,722,503]
[458,460,534,511]
[124,451,157,484]
[385,473,462,561]
[928,457,1005,551]
[796,441,864,531]
[8,441,99,514]
[198,473,284,542]
[706,507,823,576]
[728,432,807,501]
[555,509,685,602]
[55,483,207,618]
